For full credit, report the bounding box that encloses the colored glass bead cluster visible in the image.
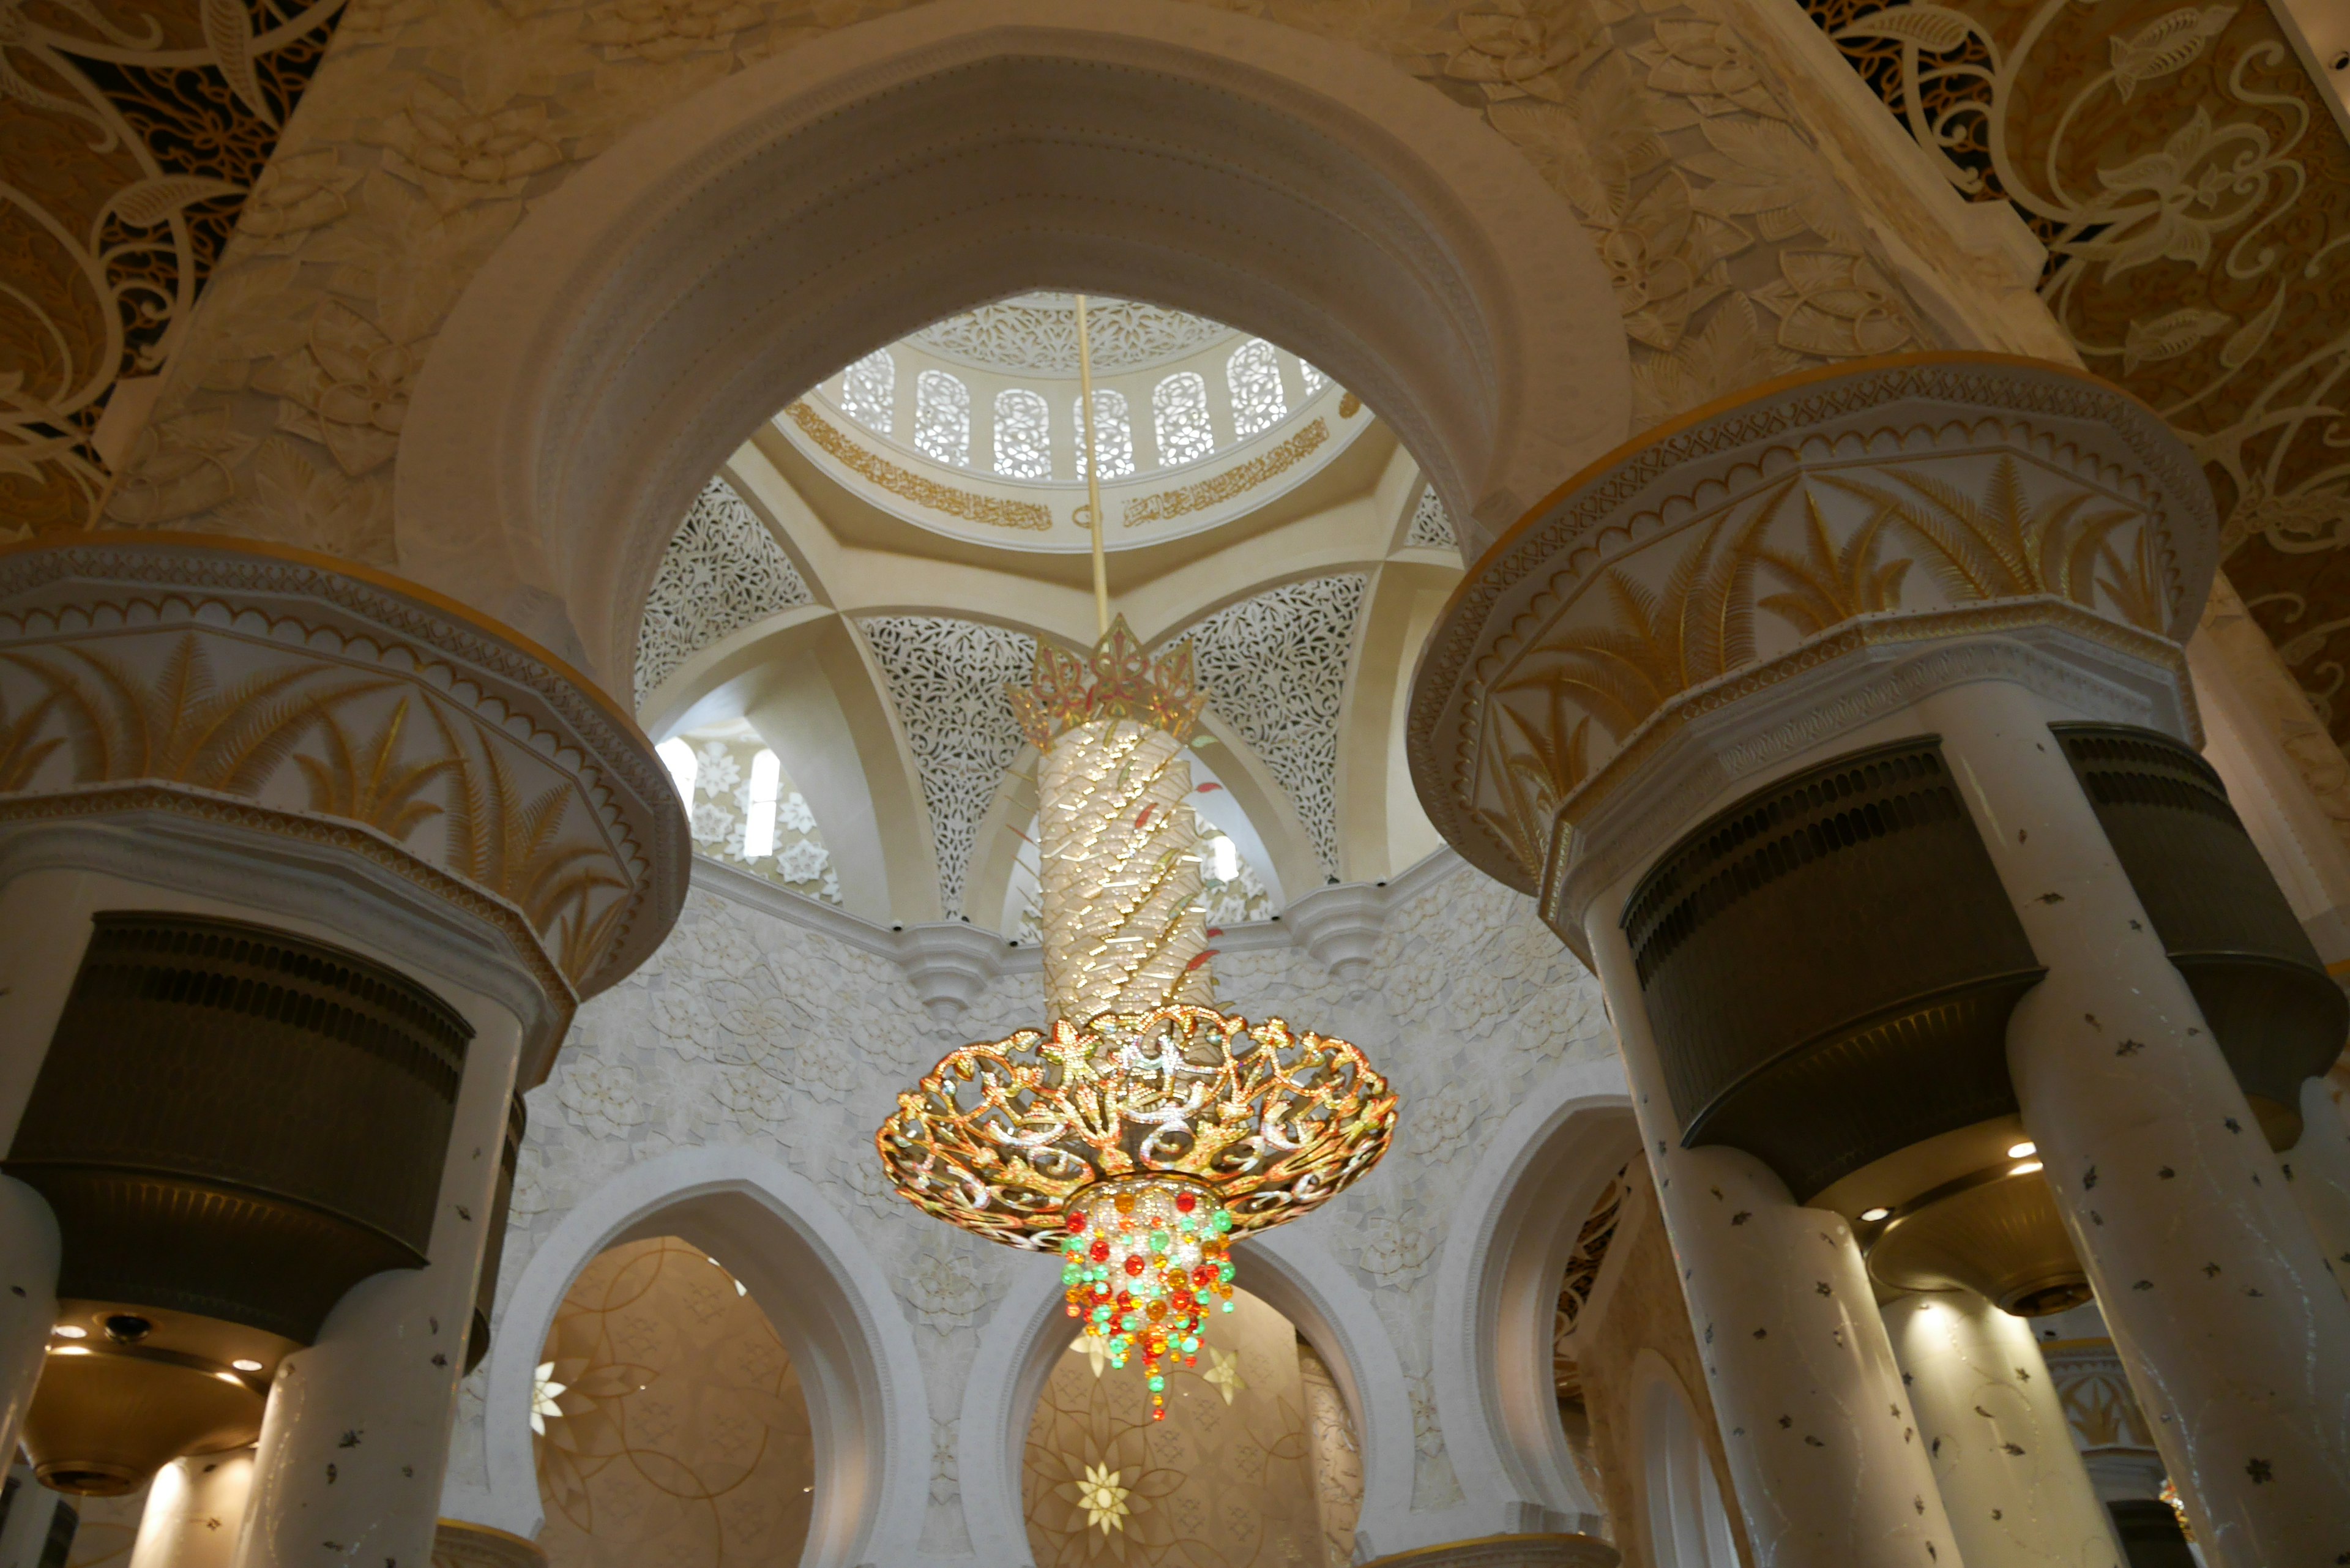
[1060,1176,1235,1420]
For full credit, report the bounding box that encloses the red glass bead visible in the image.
[1089,1238,1109,1263]
[1123,1253,1145,1277]
[1174,1190,1197,1213]
[1067,1212,1086,1233]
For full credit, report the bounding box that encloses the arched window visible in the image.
[744,748,781,859]
[1152,371,1214,467]
[838,348,894,434]
[1298,359,1329,397]
[655,737,698,805]
[1226,338,1287,436]
[993,388,1051,479]
[1073,389,1135,480]
[915,370,971,466]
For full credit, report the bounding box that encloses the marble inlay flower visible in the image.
[530,1361,569,1435]
[1076,1462,1132,1534]
[1202,1347,1247,1406]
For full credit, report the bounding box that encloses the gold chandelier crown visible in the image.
[1009,615,1207,750]
[876,1004,1398,1251]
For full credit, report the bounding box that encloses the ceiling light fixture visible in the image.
[2011,1160,2044,1176]
[51,1325,86,1340]
[2007,1140,2037,1160]
[877,297,1398,1422]
[1860,1206,1891,1223]
[231,1359,264,1373]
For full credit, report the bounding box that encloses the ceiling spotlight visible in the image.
[231,1359,264,1373]
[48,1345,90,1356]
[2012,1159,2044,1176]
[51,1325,86,1340]
[214,1372,244,1386]
[2007,1140,2037,1160]
[1859,1206,1891,1222]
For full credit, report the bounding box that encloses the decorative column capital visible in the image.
[1408,351,2215,947]
[0,534,688,1077]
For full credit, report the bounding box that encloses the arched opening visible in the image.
[480,1152,930,1568]
[1427,1060,1641,1536]
[1020,1286,1362,1566]
[396,0,1628,692]
[958,1225,1414,1564]
[1632,1359,1739,1568]
[531,1237,817,1568]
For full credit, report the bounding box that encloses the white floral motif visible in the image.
[1403,1079,1487,1163]
[634,478,811,704]
[902,1236,986,1327]
[856,617,1037,917]
[555,1058,646,1140]
[1180,576,1367,876]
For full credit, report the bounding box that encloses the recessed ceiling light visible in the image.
[49,1345,89,1356]
[2011,1160,2043,1176]
[51,1325,86,1340]
[231,1359,264,1373]
[2007,1140,2037,1160]
[215,1372,244,1386]
[1859,1206,1891,1222]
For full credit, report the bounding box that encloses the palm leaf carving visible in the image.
[430,701,626,963]
[1820,459,2148,618]
[296,698,460,840]
[1753,481,1912,635]
[0,686,69,791]
[2,637,382,791]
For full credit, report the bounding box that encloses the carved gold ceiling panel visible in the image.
[0,0,343,532]
[1799,0,2350,744]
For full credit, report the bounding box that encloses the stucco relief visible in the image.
[95,0,1942,570]
[452,854,1617,1548]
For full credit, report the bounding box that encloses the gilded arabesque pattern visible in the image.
[1796,0,2350,750]
[0,0,346,532]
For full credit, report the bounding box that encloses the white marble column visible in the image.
[1923,676,2350,1564]
[231,1006,523,1568]
[1584,914,1961,1568]
[1884,1292,2121,1568]
[129,1450,255,1568]
[0,1176,58,1478]
[2286,1077,2350,1301]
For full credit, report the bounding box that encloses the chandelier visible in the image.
[875,300,1397,1419]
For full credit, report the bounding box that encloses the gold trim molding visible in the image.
[1122,419,1330,526]
[784,400,1053,531]
[1359,1533,1619,1567]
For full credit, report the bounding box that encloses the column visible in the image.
[1586,916,1960,1568]
[1922,677,2350,1563]
[0,1178,57,1474]
[1883,1291,2121,1568]
[2286,1077,2350,1300]
[233,1010,523,1568]
[129,1450,256,1568]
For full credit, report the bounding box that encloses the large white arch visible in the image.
[395,0,1629,692]
[464,1147,932,1568]
[1427,1054,1643,1540]
[955,1223,1415,1565]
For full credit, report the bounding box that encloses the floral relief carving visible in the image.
[251,299,431,477]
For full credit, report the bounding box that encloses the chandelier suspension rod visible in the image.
[1075,293,1111,636]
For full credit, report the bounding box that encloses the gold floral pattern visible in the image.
[534,1237,816,1568]
[1023,1290,1326,1567]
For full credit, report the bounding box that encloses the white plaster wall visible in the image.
[442,850,1623,1565]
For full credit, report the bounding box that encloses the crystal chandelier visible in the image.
[875,299,1397,1419]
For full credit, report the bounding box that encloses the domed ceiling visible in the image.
[632,294,1466,944]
